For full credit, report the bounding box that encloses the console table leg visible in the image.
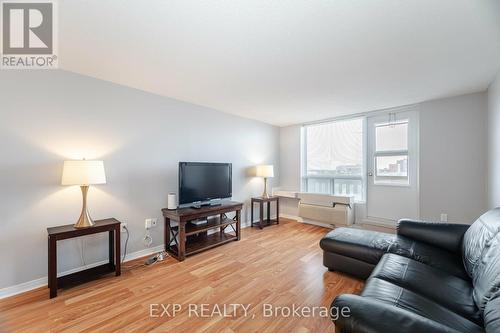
[276,199,280,224]
[48,236,57,298]
[47,237,51,289]
[267,201,271,224]
[179,223,186,261]
[115,227,121,276]
[236,209,241,240]
[109,230,115,270]
[259,202,264,229]
[165,217,170,252]
[277,198,280,224]
[220,214,224,235]
[251,201,254,227]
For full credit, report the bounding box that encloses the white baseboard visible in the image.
[0,244,164,300]
[0,277,48,300]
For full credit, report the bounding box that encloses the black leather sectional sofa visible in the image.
[320,208,500,333]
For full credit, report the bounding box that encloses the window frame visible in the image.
[301,117,366,202]
[372,120,410,186]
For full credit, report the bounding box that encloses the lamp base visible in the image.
[74,209,94,228]
[74,186,95,228]
[262,177,270,198]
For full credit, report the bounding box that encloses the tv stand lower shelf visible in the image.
[162,201,243,261]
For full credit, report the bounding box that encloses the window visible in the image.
[373,121,409,185]
[302,118,364,201]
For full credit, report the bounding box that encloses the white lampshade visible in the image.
[256,165,274,178]
[61,160,106,185]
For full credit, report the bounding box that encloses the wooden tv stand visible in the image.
[161,201,243,261]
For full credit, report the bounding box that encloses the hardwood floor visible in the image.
[0,219,363,333]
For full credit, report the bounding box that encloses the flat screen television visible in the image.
[179,162,232,207]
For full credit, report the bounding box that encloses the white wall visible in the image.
[279,92,488,224]
[0,70,279,291]
[279,125,301,190]
[488,71,500,208]
[419,93,487,223]
[278,125,301,216]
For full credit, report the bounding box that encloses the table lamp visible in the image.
[61,160,106,228]
[256,165,274,198]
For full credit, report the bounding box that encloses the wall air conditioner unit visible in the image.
[298,193,354,227]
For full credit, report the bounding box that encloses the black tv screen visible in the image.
[179,162,232,205]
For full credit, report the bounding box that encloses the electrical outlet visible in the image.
[440,213,448,222]
[120,223,128,233]
[145,218,158,229]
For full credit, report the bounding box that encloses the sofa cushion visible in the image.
[470,236,500,311]
[320,228,395,265]
[462,208,500,311]
[323,252,376,279]
[332,294,469,333]
[462,208,500,278]
[361,278,484,333]
[370,254,481,324]
[387,235,469,280]
[397,219,470,253]
[320,228,469,279]
[484,295,500,333]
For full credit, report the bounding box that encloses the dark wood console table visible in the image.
[162,201,242,261]
[47,218,121,298]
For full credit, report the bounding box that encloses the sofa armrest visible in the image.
[332,294,462,333]
[397,219,470,253]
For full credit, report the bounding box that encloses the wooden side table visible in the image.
[47,218,121,298]
[251,196,280,229]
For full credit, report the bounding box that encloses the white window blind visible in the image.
[302,118,364,201]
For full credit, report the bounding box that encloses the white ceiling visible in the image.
[59,0,500,127]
